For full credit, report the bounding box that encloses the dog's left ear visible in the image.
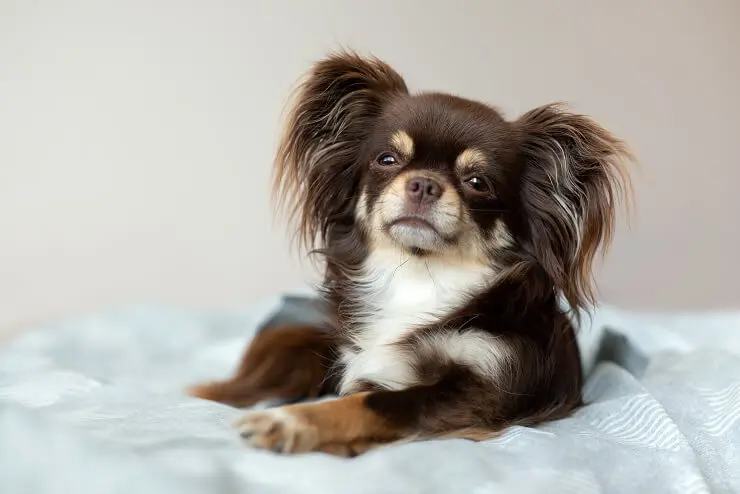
[515,103,633,312]
[274,52,408,252]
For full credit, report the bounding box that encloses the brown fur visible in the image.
[231,378,505,457]
[190,51,633,457]
[189,326,335,408]
[273,52,408,253]
[515,104,633,311]
[234,393,394,452]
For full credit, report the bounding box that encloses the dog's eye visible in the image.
[376,153,398,166]
[465,176,490,193]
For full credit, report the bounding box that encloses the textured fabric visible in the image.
[1,297,739,494]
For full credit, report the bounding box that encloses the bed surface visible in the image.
[1,296,739,494]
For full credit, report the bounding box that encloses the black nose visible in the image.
[406,177,443,204]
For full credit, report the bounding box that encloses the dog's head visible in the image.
[274,52,632,311]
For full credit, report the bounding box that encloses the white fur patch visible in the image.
[417,330,512,381]
[338,247,498,394]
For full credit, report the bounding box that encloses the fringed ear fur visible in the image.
[516,103,633,312]
[273,52,408,252]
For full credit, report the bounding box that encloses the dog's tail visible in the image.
[187,325,335,408]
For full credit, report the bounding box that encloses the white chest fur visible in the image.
[338,248,497,395]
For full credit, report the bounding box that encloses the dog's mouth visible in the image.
[388,216,438,232]
[385,215,455,251]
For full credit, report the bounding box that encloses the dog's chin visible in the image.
[386,218,449,253]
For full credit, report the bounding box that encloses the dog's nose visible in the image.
[406,177,443,204]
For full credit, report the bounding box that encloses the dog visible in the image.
[189,51,633,457]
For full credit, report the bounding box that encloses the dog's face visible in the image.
[274,52,631,311]
[356,94,516,263]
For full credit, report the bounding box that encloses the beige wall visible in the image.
[1,1,739,331]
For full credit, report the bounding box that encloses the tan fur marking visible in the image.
[390,130,414,159]
[455,148,487,173]
[235,392,401,455]
[290,393,394,443]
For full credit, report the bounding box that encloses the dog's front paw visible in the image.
[234,407,319,454]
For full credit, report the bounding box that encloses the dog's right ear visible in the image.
[273,52,408,251]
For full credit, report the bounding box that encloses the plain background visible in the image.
[1,1,739,333]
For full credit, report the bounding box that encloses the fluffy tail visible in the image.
[188,325,335,408]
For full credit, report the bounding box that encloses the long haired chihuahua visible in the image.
[190,51,632,457]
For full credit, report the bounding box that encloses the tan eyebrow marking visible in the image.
[455,148,487,172]
[389,130,414,158]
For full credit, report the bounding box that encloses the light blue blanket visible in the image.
[1,297,739,493]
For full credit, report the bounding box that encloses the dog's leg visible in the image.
[234,370,500,456]
[188,325,337,408]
